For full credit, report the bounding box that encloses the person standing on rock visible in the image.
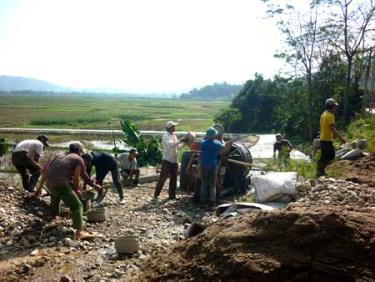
[11,135,49,192]
[199,127,233,208]
[81,151,125,204]
[154,121,181,200]
[317,98,346,177]
[41,146,97,240]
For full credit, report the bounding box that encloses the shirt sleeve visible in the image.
[327,113,335,125]
[163,133,179,149]
[81,163,95,187]
[130,159,137,170]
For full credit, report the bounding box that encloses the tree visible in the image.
[214,108,241,134]
[261,0,324,140]
[320,0,375,123]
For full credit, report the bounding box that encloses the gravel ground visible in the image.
[0,176,217,282]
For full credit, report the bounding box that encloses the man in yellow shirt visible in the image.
[317,98,346,177]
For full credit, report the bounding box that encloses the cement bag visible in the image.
[336,148,350,158]
[252,172,297,203]
[340,149,363,160]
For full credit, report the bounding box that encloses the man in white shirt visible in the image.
[154,121,180,200]
[118,149,140,187]
[11,135,49,192]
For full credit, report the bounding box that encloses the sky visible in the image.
[0,0,292,93]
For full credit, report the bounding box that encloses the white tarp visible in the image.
[252,172,297,203]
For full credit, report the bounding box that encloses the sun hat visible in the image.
[205,127,218,138]
[165,121,178,129]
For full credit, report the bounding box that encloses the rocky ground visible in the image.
[0,176,217,282]
[140,177,375,281]
[1,153,375,281]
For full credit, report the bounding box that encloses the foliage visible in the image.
[120,119,162,167]
[214,108,241,134]
[346,114,375,152]
[0,137,7,156]
[229,74,281,133]
[180,82,242,101]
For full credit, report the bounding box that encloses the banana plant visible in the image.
[120,119,162,167]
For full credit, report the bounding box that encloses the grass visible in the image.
[0,95,228,131]
[345,113,375,152]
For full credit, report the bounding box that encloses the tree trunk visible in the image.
[307,73,313,140]
[344,58,352,124]
[363,50,373,111]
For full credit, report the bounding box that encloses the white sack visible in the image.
[340,149,363,160]
[252,172,297,203]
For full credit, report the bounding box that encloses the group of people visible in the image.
[10,120,233,239]
[11,137,140,239]
[154,121,233,208]
[272,97,346,177]
[9,98,345,239]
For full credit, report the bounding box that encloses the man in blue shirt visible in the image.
[200,127,233,208]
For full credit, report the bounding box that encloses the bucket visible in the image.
[86,207,106,222]
[115,236,140,254]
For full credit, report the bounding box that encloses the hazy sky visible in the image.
[0,0,291,93]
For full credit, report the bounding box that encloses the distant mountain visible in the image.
[0,76,68,92]
[180,82,243,101]
[0,75,176,97]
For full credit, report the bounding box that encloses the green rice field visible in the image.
[0,95,229,132]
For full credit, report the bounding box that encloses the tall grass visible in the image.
[346,114,375,152]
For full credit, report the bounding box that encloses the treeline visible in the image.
[180,82,242,101]
[215,0,375,143]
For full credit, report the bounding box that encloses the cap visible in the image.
[69,141,86,153]
[275,133,283,139]
[37,135,49,147]
[165,121,178,129]
[205,127,218,138]
[325,98,338,108]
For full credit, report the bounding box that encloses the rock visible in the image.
[63,237,77,247]
[30,249,39,256]
[21,263,33,274]
[60,275,73,282]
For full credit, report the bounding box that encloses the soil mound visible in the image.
[329,152,375,187]
[141,207,375,282]
[140,178,375,282]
